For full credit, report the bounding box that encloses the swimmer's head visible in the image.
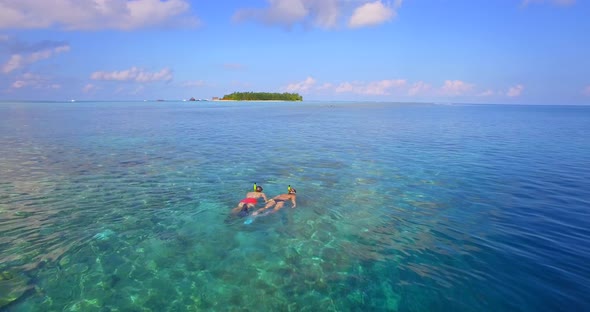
[288,185,296,194]
[256,186,263,192]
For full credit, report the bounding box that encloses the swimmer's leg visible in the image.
[232,203,246,214]
[253,200,275,216]
[271,202,286,213]
[237,207,249,218]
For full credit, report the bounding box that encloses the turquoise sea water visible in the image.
[1,101,589,311]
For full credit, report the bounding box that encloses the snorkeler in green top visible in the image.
[252,185,297,216]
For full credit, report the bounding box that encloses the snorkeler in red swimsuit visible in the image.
[231,183,268,217]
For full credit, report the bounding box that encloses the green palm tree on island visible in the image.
[221,92,302,101]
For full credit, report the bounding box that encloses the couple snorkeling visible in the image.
[232,183,297,219]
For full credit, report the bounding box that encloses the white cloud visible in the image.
[348,0,401,28]
[83,83,98,93]
[478,89,495,97]
[282,76,531,101]
[29,46,70,62]
[335,79,406,95]
[408,81,431,96]
[11,79,26,89]
[440,80,474,96]
[2,44,70,73]
[582,85,590,96]
[91,67,173,83]
[241,0,310,27]
[284,77,408,95]
[0,0,199,30]
[521,0,575,7]
[135,68,172,82]
[364,79,406,95]
[506,84,524,97]
[285,76,317,92]
[234,0,404,29]
[335,82,354,93]
[317,82,333,90]
[2,54,23,73]
[10,72,60,89]
[234,0,340,29]
[310,0,340,28]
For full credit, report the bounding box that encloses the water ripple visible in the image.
[1,102,589,311]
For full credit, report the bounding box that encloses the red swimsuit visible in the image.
[240,198,258,205]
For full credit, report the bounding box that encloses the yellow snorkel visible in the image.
[288,185,292,193]
[253,183,257,192]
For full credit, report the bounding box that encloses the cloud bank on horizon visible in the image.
[284,76,525,99]
[0,0,588,104]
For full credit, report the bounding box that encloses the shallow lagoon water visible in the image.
[1,101,589,311]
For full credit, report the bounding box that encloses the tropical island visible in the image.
[220,92,302,101]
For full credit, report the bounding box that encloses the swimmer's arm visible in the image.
[262,193,268,202]
[291,197,296,208]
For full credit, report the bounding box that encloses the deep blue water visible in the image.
[0,101,589,311]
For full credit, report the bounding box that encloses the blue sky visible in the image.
[0,0,588,104]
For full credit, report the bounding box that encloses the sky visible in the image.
[0,0,588,104]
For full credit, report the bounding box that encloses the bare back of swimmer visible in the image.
[232,185,268,216]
